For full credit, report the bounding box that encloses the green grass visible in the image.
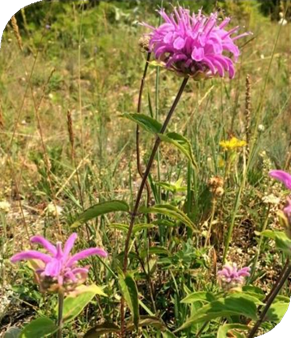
[0,1,291,337]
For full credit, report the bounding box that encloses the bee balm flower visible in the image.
[11,233,107,293]
[142,7,251,79]
[217,263,250,289]
[269,170,291,190]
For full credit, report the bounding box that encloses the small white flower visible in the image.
[278,18,287,26]
[0,200,11,213]
[262,194,280,205]
[46,203,63,216]
[258,124,265,132]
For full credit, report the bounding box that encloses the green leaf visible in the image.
[266,302,289,323]
[126,315,165,331]
[275,295,290,303]
[217,324,249,338]
[176,295,257,332]
[140,204,197,232]
[260,230,291,254]
[84,322,120,337]
[4,327,21,338]
[133,223,156,233]
[181,291,216,304]
[122,113,162,134]
[19,317,57,338]
[159,132,197,168]
[241,286,265,301]
[229,292,264,306]
[140,246,170,259]
[62,284,106,323]
[119,273,139,330]
[242,285,264,295]
[109,223,129,232]
[156,179,186,193]
[162,330,178,338]
[71,200,129,228]
[156,178,186,193]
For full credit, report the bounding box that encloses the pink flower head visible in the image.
[11,233,107,293]
[269,170,291,190]
[142,7,251,79]
[217,263,250,287]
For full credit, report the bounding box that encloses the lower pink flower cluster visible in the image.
[217,263,250,287]
[11,233,107,293]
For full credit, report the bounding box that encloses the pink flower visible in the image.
[11,233,107,292]
[217,263,250,286]
[269,170,291,190]
[142,7,251,78]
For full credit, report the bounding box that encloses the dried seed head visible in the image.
[209,176,224,197]
[209,176,224,189]
[138,35,150,52]
[11,16,23,51]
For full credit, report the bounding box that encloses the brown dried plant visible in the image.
[11,15,23,51]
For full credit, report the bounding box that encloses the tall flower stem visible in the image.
[248,262,291,338]
[136,52,152,209]
[123,76,189,271]
[57,290,64,338]
[120,76,189,335]
[263,259,290,304]
[135,52,157,312]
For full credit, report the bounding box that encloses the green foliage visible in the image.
[140,204,198,232]
[62,285,107,323]
[71,200,129,228]
[122,113,162,134]
[181,291,216,304]
[3,328,22,338]
[159,132,197,168]
[19,317,57,338]
[118,273,139,329]
[176,294,258,332]
[84,322,120,337]
[266,302,289,323]
[260,230,291,255]
[159,239,209,271]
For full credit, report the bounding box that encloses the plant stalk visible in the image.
[248,262,291,338]
[263,259,290,304]
[135,52,157,312]
[120,76,189,336]
[57,290,64,338]
[123,76,189,272]
[136,52,152,207]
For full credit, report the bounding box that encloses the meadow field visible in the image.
[0,1,291,337]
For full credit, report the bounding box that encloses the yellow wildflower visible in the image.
[219,137,247,151]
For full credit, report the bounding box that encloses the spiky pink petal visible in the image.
[11,250,52,264]
[67,248,108,267]
[269,170,291,190]
[30,236,57,255]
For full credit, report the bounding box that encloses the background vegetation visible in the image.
[0,0,291,337]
